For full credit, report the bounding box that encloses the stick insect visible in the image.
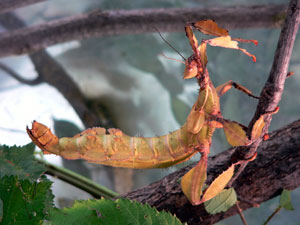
[27,20,274,205]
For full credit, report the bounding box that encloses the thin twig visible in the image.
[263,206,282,225]
[0,4,286,58]
[228,0,300,187]
[238,196,260,208]
[236,201,248,225]
[0,0,45,14]
[0,62,42,85]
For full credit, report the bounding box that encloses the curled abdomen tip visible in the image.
[26,121,59,154]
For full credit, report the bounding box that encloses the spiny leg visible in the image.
[216,80,259,99]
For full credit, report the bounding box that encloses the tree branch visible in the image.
[229,0,300,185]
[0,4,286,58]
[249,0,300,129]
[122,119,300,224]
[0,12,110,128]
[0,0,45,14]
[0,62,42,85]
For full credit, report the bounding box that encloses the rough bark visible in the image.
[0,0,45,14]
[123,119,300,224]
[0,4,286,58]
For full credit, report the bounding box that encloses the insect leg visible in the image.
[216,80,259,99]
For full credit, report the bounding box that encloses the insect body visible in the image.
[28,121,199,169]
[27,20,268,205]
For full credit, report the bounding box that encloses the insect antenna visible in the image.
[153,27,186,61]
[159,53,185,64]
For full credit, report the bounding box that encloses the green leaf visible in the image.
[279,189,294,211]
[49,198,185,225]
[0,143,45,182]
[204,188,237,214]
[0,175,54,225]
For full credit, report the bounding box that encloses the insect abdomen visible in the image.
[64,126,197,169]
[27,121,197,169]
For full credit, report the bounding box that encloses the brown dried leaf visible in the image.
[207,36,256,62]
[193,20,228,37]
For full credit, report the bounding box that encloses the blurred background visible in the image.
[0,0,299,224]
